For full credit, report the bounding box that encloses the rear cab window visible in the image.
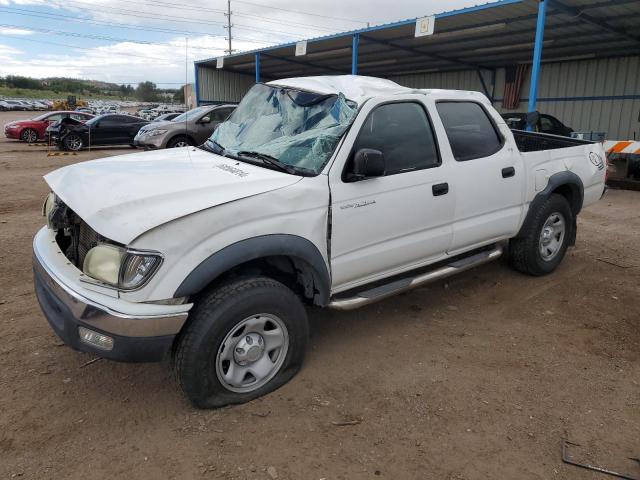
[436,101,504,161]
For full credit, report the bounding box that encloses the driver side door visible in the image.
[328,97,455,292]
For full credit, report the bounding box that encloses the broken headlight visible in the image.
[83,244,162,290]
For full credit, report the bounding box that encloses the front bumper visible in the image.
[134,133,165,149]
[4,128,19,139]
[33,228,190,362]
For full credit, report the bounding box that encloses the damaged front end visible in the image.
[44,193,113,270]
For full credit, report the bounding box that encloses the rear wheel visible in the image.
[174,277,308,409]
[509,193,573,276]
[63,133,83,151]
[167,135,193,148]
[20,128,38,143]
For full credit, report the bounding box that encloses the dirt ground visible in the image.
[0,110,638,480]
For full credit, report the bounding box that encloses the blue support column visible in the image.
[351,33,359,75]
[194,63,200,107]
[255,53,261,83]
[527,0,547,131]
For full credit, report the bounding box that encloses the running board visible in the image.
[328,245,504,311]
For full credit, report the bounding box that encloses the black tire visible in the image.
[63,133,83,151]
[509,193,573,276]
[167,135,194,148]
[20,128,38,143]
[174,277,308,409]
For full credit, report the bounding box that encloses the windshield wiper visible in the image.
[237,151,299,175]
[200,139,226,154]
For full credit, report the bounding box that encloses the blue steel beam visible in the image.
[527,0,547,131]
[255,53,260,83]
[194,63,200,106]
[352,33,359,75]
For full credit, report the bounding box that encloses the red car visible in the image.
[4,111,93,143]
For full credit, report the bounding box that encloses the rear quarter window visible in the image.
[436,101,503,161]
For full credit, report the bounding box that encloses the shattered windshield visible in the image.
[208,83,358,175]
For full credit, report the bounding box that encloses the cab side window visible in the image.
[436,101,503,161]
[212,108,234,122]
[351,102,440,176]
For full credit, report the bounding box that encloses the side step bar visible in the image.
[328,245,504,311]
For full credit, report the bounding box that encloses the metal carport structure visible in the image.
[195,0,640,138]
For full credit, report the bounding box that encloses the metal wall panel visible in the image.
[388,56,640,140]
[197,67,255,103]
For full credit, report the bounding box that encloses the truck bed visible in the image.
[511,129,594,152]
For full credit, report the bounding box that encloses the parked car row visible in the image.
[4,105,235,151]
[0,99,52,111]
[136,104,186,121]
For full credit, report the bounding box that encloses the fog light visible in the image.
[78,327,114,351]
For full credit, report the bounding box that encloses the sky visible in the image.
[0,0,495,87]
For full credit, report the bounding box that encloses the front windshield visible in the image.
[173,106,210,123]
[209,83,357,175]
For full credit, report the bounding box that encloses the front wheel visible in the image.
[63,133,83,151]
[174,277,309,409]
[20,128,38,143]
[167,135,193,148]
[509,193,573,276]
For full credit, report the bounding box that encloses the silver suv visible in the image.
[134,104,236,149]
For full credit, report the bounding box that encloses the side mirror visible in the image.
[351,148,385,180]
[199,116,211,124]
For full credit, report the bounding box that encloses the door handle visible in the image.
[502,166,515,178]
[432,182,449,196]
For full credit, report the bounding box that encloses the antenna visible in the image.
[185,36,188,134]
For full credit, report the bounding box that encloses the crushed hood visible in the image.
[44,147,301,244]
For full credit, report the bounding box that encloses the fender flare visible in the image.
[515,170,584,245]
[174,234,331,304]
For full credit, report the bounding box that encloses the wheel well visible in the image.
[194,255,325,306]
[551,183,581,215]
[169,133,195,145]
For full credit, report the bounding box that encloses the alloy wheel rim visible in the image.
[68,136,81,150]
[539,212,565,261]
[215,313,289,393]
[174,141,188,147]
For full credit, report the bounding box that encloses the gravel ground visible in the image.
[1,110,639,480]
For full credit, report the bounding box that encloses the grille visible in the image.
[77,220,100,268]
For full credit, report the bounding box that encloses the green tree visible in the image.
[173,86,185,103]
[135,81,159,102]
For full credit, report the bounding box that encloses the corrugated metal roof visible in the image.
[196,0,640,79]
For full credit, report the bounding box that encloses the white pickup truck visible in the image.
[33,76,606,408]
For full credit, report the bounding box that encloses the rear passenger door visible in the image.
[329,98,455,291]
[435,100,524,253]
